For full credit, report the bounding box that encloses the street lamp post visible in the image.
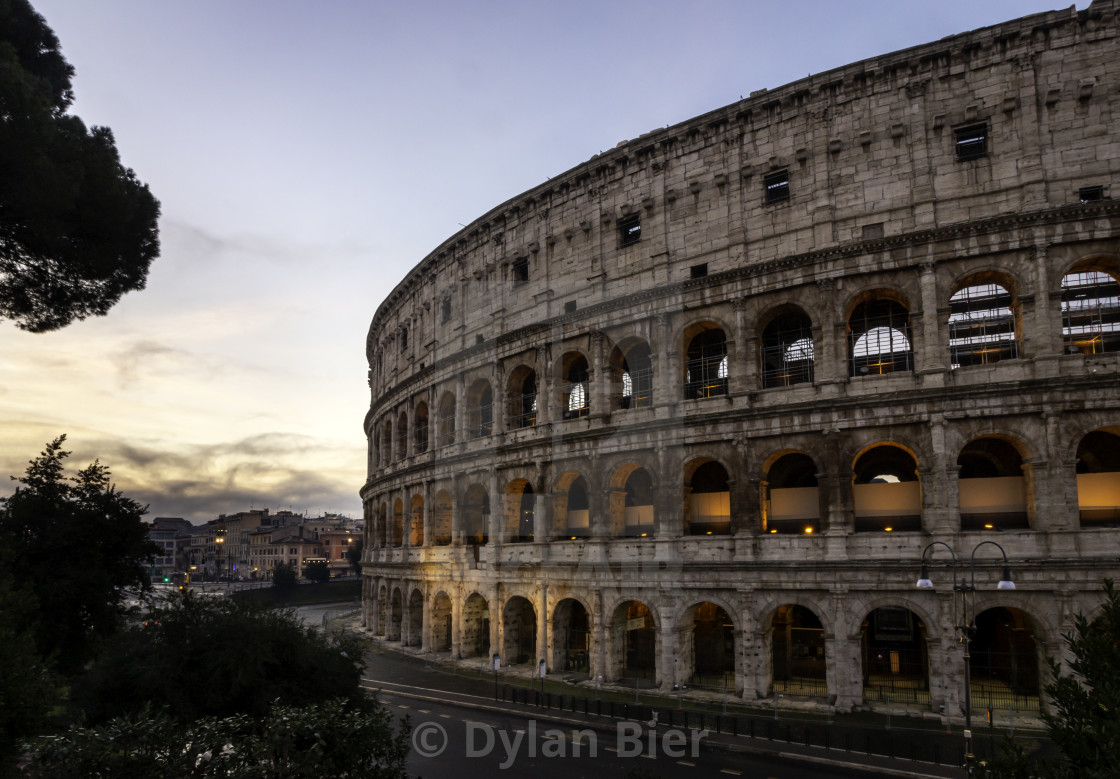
[916,540,1015,777]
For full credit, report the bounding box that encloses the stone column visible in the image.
[659,609,681,690]
[591,332,608,419]
[653,313,674,410]
[422,481,432,548]
[451,477,464,546]
[454,373,466,446]
[536,346,553,426]
[537,584,550,671]
[421,586,432,653]
[592,589,608,683]
[826,590,862,711]
[926,415,956,533]
[491,360,505,436]
[488,585,501,660]
[821,434,851,535]
[1031,244,1062,367]
[534,492,551,545]
[731,297,753,394]
[918,260,947,375]
[488,468,501,547]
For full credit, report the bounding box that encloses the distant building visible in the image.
[146,517,192,581]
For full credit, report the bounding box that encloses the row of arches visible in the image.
[372,262,1120,465]
[369,427,1120,546]
[368,584,1044,712]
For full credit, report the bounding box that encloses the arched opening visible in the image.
[684,326,728,399]
[506,366,538,429]
[612,600,657,683]
[765,452,820,535]
[461,593,490,659]
[686,602,735,690]
[395,411,408,459]
[430,592,453,652]
[621,466,655,538]
[1060,263,1120,354]
[761,310,814,388]
[852,445,922,532]
[849,298,914,376]
[463,483,489,545]
[686,460,731,535]
[552,599,590,674]
[861,607,929,704]
[406,589,424,648]
[1076,428,1120,528]
[409,494,424,547]
[611,339,653,410]
[958,438,1030,530]
[504,479,535,543]
[437,392,456,447]
[556,473,590,539]
[414,401,429,453]
[432,489,452,546]
[560,353,590,419]
[467,379,493,438]
[948,279,1018,367]
[502,596,537,665]
[388,588,403,641]
[971,607,1041,712]
[770,605,827,698]
[391,498,404,547]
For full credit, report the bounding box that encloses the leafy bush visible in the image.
[23,699,410,778]
[72,592,368,724]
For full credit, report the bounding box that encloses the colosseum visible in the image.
[361,0,1120,717]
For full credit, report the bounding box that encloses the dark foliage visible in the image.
[303,559,330,583]
[0,553,58,776]
[0,436,157,675]
[24,698,410,778]
[72,592,369,725]
[0,0,160,332]
[346,537,364,573]
[272,560,297,594]
[980,580,1120,778]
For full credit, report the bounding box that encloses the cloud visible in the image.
[0,429,363,526]
[111,339,201,385]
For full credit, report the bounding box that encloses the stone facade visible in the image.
[361,0,1120,717]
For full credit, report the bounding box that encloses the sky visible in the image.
[0,0,1081,525]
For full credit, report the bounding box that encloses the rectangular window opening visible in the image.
[955,123,988,161]
[764,170,790,204]
[512,257,529,284]
[1079,185,1106,203]
[690,263,708,279]
[440,298,451,324]
[618,214,641,247]
[564,300,578,314]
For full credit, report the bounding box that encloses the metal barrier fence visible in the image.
[492,681,1055,769]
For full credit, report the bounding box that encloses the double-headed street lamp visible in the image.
[916,540,1015,777]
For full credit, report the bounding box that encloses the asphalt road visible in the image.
[359,650,894,779]
[376,687,858,779]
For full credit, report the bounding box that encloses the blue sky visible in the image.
[0,0,1078,524]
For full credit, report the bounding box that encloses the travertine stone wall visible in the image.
[361,1,1120,717]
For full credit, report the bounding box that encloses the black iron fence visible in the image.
[492,681,1053,769]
